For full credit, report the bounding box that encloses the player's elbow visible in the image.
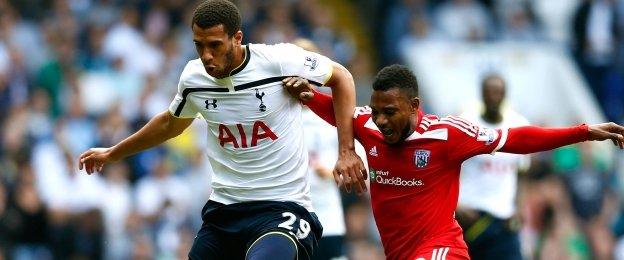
[159,111,191,139]
[336,63,354,84]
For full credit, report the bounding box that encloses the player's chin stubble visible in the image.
[210,45,235,79]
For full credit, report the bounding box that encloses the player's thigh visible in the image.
[247,203,323,260]
[188,224,235,260]
[245,231,297,260]
[414,246,470,260]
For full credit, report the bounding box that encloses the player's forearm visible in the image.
[303,90,337,126]
[500,125,589,154]
[326,64,356,152]
[109,111,192,160]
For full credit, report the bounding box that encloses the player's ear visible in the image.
[410,97,420,113]
[233,31,243,45]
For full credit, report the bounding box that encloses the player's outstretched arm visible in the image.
[78,110,194,174]
[499,122,624,154]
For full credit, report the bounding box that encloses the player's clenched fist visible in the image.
[334,149,368,194]
[78,147,118,174]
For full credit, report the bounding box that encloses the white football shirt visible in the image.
[458,108,530,219]
[168,43,334,211]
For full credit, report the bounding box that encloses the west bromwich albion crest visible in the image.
[414,150,430,168]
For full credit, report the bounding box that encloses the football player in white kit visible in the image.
[456,74,529,260]
[77,1,366,259]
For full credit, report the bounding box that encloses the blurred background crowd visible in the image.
[0,0,623,259]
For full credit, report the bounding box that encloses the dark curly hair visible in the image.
[192,0,241,37]
[372,64,419,99]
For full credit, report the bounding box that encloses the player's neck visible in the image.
[229,45,246,74]
[400,119,417,142]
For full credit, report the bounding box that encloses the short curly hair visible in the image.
[372,64,419,98]
[192,0,241,37]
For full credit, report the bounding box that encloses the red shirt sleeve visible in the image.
[500,124,589,153]
[443,116,507,162]
[303,89,336,126]
[444,116,590,161]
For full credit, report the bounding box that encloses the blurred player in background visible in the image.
[456,74,529,259]
[283,64,624,260]
[77,1,367,259]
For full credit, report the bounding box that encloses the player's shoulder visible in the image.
[417,113,460,132]
[248,43,307,72]
[353,106,372,118]
[352,106,373,129]
[428,115,480,137]
[421,114,441,123]
[177,59,220,90]
[180,59,207,82]
[247,43,271,57]
[182,59,204,75]
[249,42,301,58]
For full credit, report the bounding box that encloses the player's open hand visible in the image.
[78,147,116,174]
[282,77,315,101]
[588,122,624,149]
[334,149,368,194]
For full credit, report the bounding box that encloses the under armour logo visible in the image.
[255,89,266,112]
[205,99,217,109]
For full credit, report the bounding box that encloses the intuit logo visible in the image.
[369,168,424,187]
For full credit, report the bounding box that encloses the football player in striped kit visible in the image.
[284,64,624,260]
